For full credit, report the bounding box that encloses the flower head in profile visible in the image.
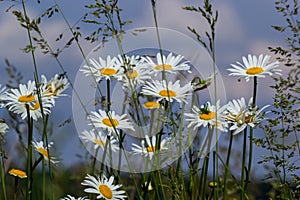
[9,169,27,179]
[185,100,228,132]
[32,140,59,165]
[88,109,134,136]
[60,195,89,200]
[144,52,191,76]
[131,135,170,160]
[225,97,269,135]
[3,81,54,120]
[0,84,7,108]
[116,55,151,89]
[143,101,160,110]
[81,174,126,200]
[80,129,119,152]
[0,120,9,134]
[228,54,281,82]
[81,56,121,82]
[41,74,69,98]
[141,80,192,104]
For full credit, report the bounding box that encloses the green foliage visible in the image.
[259,0,300,199]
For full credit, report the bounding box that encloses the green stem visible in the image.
[0,156,7,200]
[26,105,33,200]
[14,177,18,200]
[223,131,233,199]
[240,128,247,200]
[246,76,257,190]
[42,160,45,200]
[200,153,210,200]
[150,0,167,82]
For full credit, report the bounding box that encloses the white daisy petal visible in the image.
[80,129,119,151]
[80,56,122,82]
[141,80,192,104]
[60,195,89,200]
[131,135,170,160]
[3,80,54,121]
[228,54,281,81]
[88,109,134,136]
[144,52,191,76]
[32,140,59,165]
[225,97,269,135]
[82,174,126,200]
[184,100,228,132]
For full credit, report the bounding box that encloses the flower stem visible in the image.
[246,76,257,190]
[26,105,33,200]
[223,131,233,199]
[13,177,18,200]
[0,156,7,200]
[240,128,247,200]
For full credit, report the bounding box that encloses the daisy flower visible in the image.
[225,97,269,135]
[8,169,27,179]
[143,101,160,109]
[81,174,126,200]
[0,84,7,108]
[80,129,119,152]
[80,55,121,82]
[141,80,192,104]
[0,120,9,134]
[185,100,228,132]
[3,81,54,120]
[32,140,59,165]
[60,195,89,200]
[228,54,281,82]
[41,74,69,98]
[131,135,170,160]
[144,52,191,76]
[116,55,151,89]
[88,109,134,136]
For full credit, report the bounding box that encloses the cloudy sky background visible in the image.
[0,0,288,177]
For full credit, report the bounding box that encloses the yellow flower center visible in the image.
[18,94,35,103]
[29,102,40,111]
[147,146,156,152]
[9,169,27,178]
[155,64,173,71]
[158,90,177,97]
[37,147,49,158]
[246,66,264,75]
[144,101,160,109]
[102,118,119,127]
[100,68,117,76]
[244,115,253,124]
[99,184,113,199]
[199,112,216,120]
[126,70,138,79]
[92,139,105,147]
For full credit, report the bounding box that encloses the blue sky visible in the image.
[0,0,287,176]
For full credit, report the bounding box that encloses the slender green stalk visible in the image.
[26,105,33,200]
[13,177,18,200]
[42,160,45,200]
[240,128,247,200]
[0,156,7,200]
[176,103,186,197]
[223,131,233,199]
[200,153,210,200]
[150,0,167,82]
[246,76,257,190]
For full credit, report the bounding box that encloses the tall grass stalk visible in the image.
[240,128,247,200]
[222,131,233,199]
[246,76,257,191]
[0,156,7,200]
[25,106,33,200]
